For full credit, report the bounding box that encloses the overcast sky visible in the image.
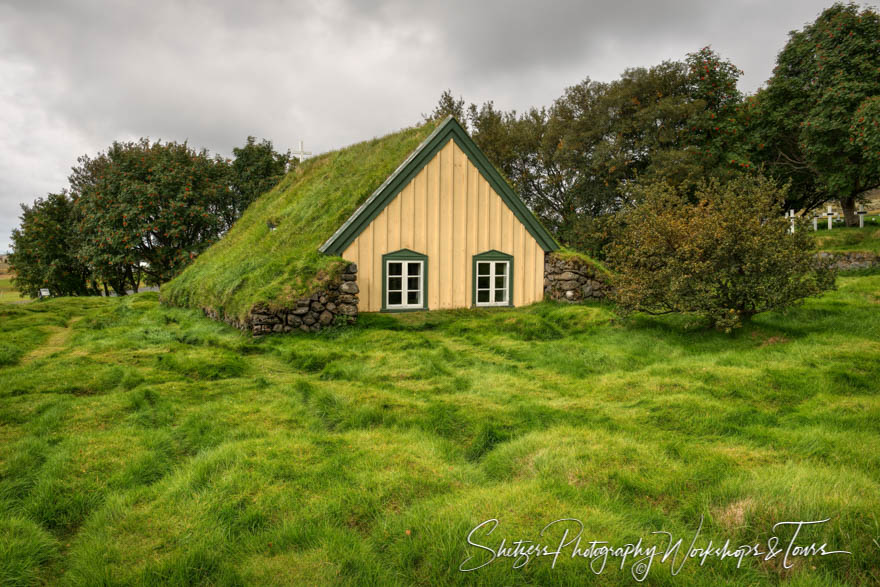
[0,0,862,252]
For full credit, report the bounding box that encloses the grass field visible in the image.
[1,272,878,585]
[809,221,880,253]
[0,275,24,303]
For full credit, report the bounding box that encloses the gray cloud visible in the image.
[0,0,849,251]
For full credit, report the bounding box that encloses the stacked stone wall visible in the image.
[202,263,359,335]
[543,253,612,302]
[817,251,880,271]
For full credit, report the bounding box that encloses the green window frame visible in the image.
[472,250,513,307]
[381,249,428,312]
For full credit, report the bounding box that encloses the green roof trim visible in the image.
[319,116,559,256]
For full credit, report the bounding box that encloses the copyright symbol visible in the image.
[634,562,649,577]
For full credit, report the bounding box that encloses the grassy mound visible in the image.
[161,121,438,320]
[810,224,880,253]
[550,247,611,276]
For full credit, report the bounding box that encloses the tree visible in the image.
[225,137,292,231]
[425,89,466,122]
[9,193,97,298]
[538,50,748,253]
[608,176,835,332]
[751,3,880,223]
[70,139,230,291]
[430,49,748,257]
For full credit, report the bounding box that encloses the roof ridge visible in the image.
[319,116,558,255]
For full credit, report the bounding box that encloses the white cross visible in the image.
[857,206,868,228]
[787,209,796,234]
[291,140,311,161]
[825,205,837,230]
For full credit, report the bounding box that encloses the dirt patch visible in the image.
[21,317,82,363]
[714,498,754,529]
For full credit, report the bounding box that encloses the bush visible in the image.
[608,176,836,331]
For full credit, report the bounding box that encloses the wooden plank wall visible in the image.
[342,139,545,312]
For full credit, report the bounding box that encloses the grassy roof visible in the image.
[161,121,439,320]
[550,247,612,276]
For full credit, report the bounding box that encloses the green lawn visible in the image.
[0,275,24,303]
[809,221,880,253]
[1,276,879,585]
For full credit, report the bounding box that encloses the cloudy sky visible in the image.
[0,0,854,251]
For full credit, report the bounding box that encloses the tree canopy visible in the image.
[443,46,750,255]
[749,2,880,224]
[9,193,96,298]
[10,136,290,298]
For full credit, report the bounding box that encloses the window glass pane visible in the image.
[495,289,505,302]
[495,262,506,275]
[389,262,402,276]
[407,276,419,290]
[389,291,402,305]
[478,276,489,289]
[478,262,490,276]
[478,290,490,303]
[407,262,420,276]
[495,276,505,289]
[407,291,419,305]
[388,277,402,291]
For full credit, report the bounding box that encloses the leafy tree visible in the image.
[433,49,748,257]
[9,193,97,298]
[225,137,292,230]
[750,3,880,223]
[608,176,835,331]
[425,89,467,122]
[70,139,229,291]
[851,95,880,178]
[675,47,752,187]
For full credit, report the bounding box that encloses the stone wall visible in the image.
[543,252,612,302]
[817,251,880,271]
[202,263,359,335]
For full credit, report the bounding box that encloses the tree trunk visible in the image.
[840,195,858,227]
[127,265,139,293]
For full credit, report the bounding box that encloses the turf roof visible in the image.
[162,117,563,321]
[161,121,440,320]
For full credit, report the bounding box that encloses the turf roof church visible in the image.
[319,116,559,312]
[164,116,611,334]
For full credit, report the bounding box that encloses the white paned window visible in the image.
[386,260,423,309]
[475,260,509,306]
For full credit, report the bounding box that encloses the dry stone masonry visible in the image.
[200,252,618,335]
[817,251,880,271]
[203,263,359,335]
[543,252,612,302]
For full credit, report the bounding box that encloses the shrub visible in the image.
[608,176,836,331]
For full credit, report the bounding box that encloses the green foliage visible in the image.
[9,193,96,298]
[851,95,880,175]
[440,47,748,256]
[609,176,837,331]
[750,3,880,220]
[10,136,291,298]
[70,139,230,290]
[226,136,293,230]
[424,89,466,122]
[161,122,437,320]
